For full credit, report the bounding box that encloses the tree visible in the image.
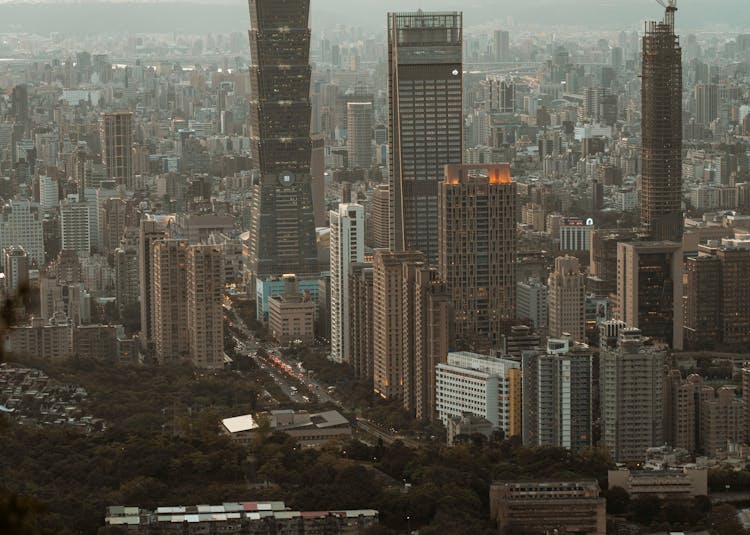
[631,495,662,525]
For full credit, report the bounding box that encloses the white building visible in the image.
[329,204,365,364]
[0,199,45,268]
[39,176,60,211]
[61,196,92,257]
[516,278,548,329]
[436,352,520,436]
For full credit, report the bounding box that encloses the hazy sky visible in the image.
[0,0,747,34]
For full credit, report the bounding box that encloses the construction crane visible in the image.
[656,0,677,29]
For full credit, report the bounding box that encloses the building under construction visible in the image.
[640,1,683,243]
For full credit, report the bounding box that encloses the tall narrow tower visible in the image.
[641,1,683,242]
[388,11,463,263]
[247,0,317,279]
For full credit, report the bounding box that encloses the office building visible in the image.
[99,112,133,189]
[330,204,365,364]
[493,30,510,61]
[186,245,224,369]
[268,275,315,345]
[370,184,390,249]
[311,133,326,228]
[247,0,318,279]
[438,164,517,349]
[349,262,374,380]
[346,102,373,169]
[684,240,750,350]
[516,278,548,330]
[60,197,92,257]
[151,239,188,363]
[617,241,683,349]
[255,275,321,324]
[435,352,521,437]
[600,328,666,463]
[372,250,425,401]
[641,2,683,242]
[100,197,132,256]
[547,256,586,343]
[695,83,719,127]
[388,11,463,261]
[522,339,593,451]
[490,481,606,535]
[559,217,594,252]
[588,229,635,297]
[38,175,60,211]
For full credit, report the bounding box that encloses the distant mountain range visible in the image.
[0,0,746,34]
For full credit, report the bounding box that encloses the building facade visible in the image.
[388,11,463,262]
[547,256,586,343]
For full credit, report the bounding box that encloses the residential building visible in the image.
[522,339,593,451]
[548,256,586,343]
[438,164,517,349]
[186,245,224,369]
[349,262,374,380]
[370,184,390,249]
[600,328,666,463]
[151,239,188,363]
[330,204,365,364]
[0,200,44,268]
[100,112,134,188]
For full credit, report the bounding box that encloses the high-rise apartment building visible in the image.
[436,351,521,437]
[329,204,365,364]
[247,0,317,279]
[139,216,172,346]
[413,265,452,421]
[99,112,134,189]
[349,262,374,380]
[151,239,188,363]
[547,256,586,343]
[438,164,517,349]
[641,3,683,242]
[372,250,425,401]
[60,198,92,257]
[115,227,139,311]
[388,11,463,262]
[600,328,666,463]
[186,245,224,369]
[370,184,390,250]
[521,339,593,451]
[346,102,373,169]
[617,241,683,349]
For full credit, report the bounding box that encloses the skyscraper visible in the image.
[695,83,719,127]
[547,256,586,344]
[138,216,171,345]
[99,112,134,189]
[346,102,373,169]
[247,0,317,280]
[388,11,463,262]
[330,204,365,364]
[438,164,517,349]
[641,2,683,242]
[151,239,188,363]
[493,30,510,61]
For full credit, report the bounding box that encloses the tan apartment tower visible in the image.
[438,163,517,349]
[186,245,225,369]
[547,256,586,344]
[100,112,134,189]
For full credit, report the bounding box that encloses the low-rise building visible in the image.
[607,468,708,500]
[105,502,379,534]
[268,275,315,345]
[446,412,493,445]
[490,480,606,535]
[221,410,352,449]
